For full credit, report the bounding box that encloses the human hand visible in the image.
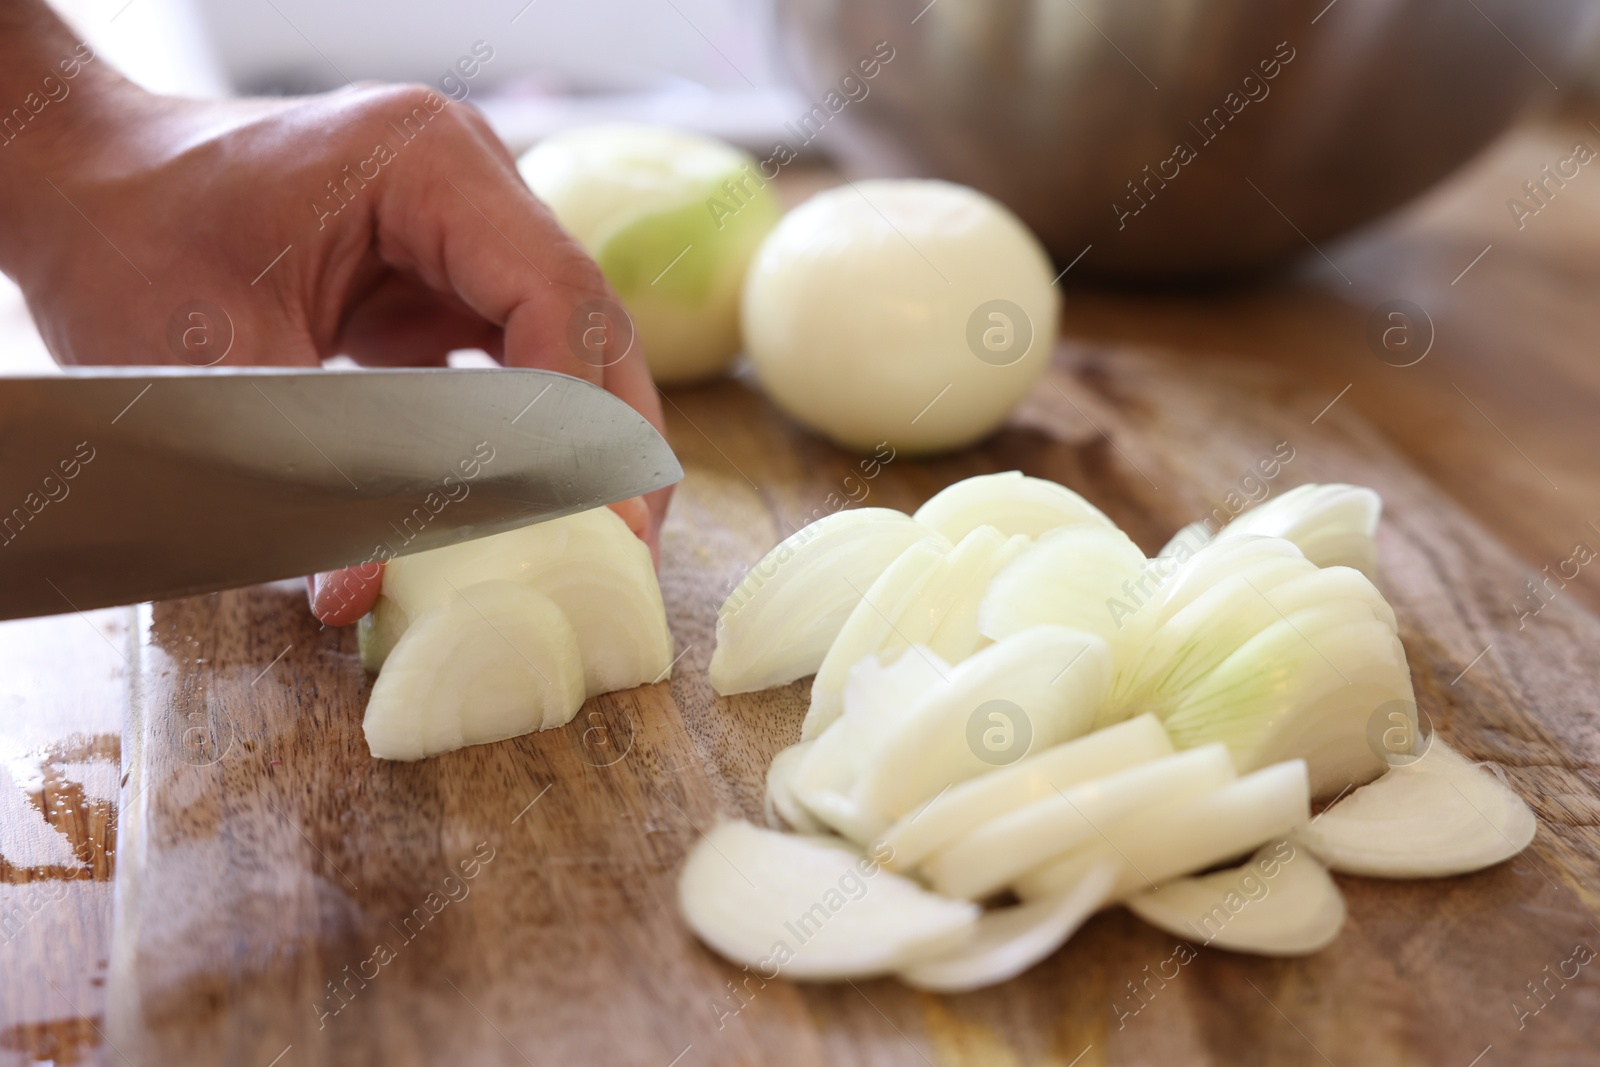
[0,24,670,626]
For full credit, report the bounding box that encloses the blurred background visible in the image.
[7,0,1598,349]
[0,0,1584,289]
[28,0,1600,281]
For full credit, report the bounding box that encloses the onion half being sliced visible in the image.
[374,508,672,696]
[1293,738,1536,877]
[363,580,587,760]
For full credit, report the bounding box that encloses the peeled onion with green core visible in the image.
[677,821,978,980]
[518,125,780,384]
[1293,739,1536,877]
[1126,841,1346,956]
[710,508,935,695]
[742,179,1059,453]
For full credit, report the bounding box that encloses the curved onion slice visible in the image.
[852,627,1113,824]
[1214,483,1382,578]
[977,524,1152,656]
[375,508,672,696]
[1109,557,1397,721]
[791,648,949,842]
[1163,598,1412,795]
[1126,841,1345,956]
[677,821,978,980]
[912,471,1113,541]
[765,741,826,833]
[799,538,947,739]
[710,509,935,695]
[1157,519,1213,562]
[1016,760,1311,902]
[805,528,1026,738]
[1106,550,1320,715]
[878,715,1173,872]
[1143,536,1307,628]
[363,581,586,760]
[925,744,1237,900]
[1293,739,1535,877]
[898,861,1118,991]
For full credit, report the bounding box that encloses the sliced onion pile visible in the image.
[678,473,1537,989]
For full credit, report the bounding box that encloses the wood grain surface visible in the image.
[96,333,1600,1066]
[6,107,1600,1067]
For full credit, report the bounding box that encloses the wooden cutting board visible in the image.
[106,341,1600,1066]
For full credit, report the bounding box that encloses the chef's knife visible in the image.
[0,367,682,621]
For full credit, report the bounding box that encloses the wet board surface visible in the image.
[103,340,1600,1067]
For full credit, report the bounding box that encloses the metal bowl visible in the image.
[774,0,1600,280]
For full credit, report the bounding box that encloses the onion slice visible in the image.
[878,714,1173,872]
[898,861,1118,991]
[1016,760,1311,901]
[852,626,1113,826]
[363,581,587,760]
[790,648,949,843]
[1293,738,1536,877]
[710,509,935,695]
[1126,841,1345,956]
[677,821,979,980]
[1214,484,1382,578]
[805,528,1026,737]
[765,741,826,833]
[912,470,1113,541]
[977,524,1153,657]
[925,744,1237,900]
[1163,598,1412,794]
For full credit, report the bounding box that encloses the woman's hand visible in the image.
[0,4,670,626]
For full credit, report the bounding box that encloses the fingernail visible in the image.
[310,572,331,617]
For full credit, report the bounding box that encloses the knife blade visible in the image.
[0,367,682,621]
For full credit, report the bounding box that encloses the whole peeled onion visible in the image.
[519,125,781,385]
[741,179,1059,454]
